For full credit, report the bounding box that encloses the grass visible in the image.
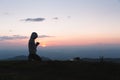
[0,60,120,80]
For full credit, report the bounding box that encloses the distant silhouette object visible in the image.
[73,57,81,61]
[28,32,42,61]
[99,56,104,63]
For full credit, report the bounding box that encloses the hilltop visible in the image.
[0,61,120,80]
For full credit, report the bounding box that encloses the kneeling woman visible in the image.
[28,32,42,61]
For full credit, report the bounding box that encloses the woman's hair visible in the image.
[30,32,38,39]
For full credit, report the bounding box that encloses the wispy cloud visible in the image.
[3,12,9,15]
[53,17,59,20]
[67,16,71,19]
[0,35,28,41]
[0,35,54,41]
[52,16,71,20]
[21,18,45,22]
[21,16,70,22]
[1,12,11,15]
[39,35,54,38]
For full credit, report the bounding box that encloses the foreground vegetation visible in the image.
[0,60,120,80]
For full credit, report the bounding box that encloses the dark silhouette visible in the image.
[1,61,120,80]
[73,57,81,61]
[28,32,42,61]
[99,56,104,63]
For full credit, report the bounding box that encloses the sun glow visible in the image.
[41,44,47,47]
[40,42,47,47]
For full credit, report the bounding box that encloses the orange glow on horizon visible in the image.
[40,41,47,47]
[41,37,120,46]
[1,37,120,47]
[41,44,47,47]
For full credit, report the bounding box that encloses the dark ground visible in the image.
[0,61,120,80]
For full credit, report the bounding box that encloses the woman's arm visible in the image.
[36,42,40,47]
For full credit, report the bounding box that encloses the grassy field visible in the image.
[0,61,120,80]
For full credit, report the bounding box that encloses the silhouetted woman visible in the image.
[28,32,42,61]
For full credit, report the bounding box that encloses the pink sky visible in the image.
[0,0,120,48]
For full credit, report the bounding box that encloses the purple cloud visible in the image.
[53,17,59,20]
[22,18,45,22]
[0,35,28,41]
[0,35,54,41]
[39,35,54,38]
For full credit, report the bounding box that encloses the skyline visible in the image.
[0,0,120,47]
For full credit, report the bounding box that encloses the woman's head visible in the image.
[30,32,38,39]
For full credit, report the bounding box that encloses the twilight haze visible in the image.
[0,0,120,59]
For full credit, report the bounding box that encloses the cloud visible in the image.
[67,16,71,19]
[22,18,45,22]
[0,35,54,41]
[1,12,10,15]
[52,16,71,20]
[3,12,9,15]
[53,17,59,20]
[39,35,54,38]
[0,35,28,41]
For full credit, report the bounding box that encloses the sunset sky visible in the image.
[0,0,120,48]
